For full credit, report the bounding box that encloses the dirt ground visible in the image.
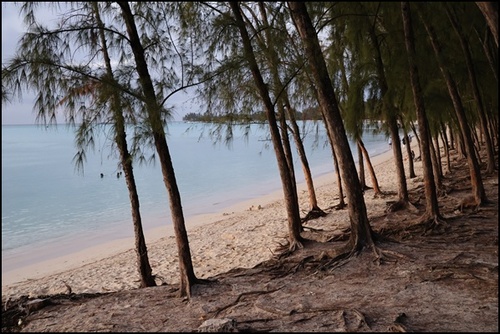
[2,148,498,333]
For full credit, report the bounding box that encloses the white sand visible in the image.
[2,141,422,301]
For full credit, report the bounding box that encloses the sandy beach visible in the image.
[2,142,419,302]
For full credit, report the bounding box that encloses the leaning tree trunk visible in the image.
[368,23,409,204]
[118,1,198,298]
[475,2,498,48]
[93,3,156,288]
[430,132,445,195]
[440,121,452,174]
[285,104,325,216]
[401,2,442,223]
[410,120,422,158]
[330,133,347,209]
[358,138,383,197]
[401,124,416,178]
[257,2,325,218]
[446,3,496,174]
[289,1,374,251]
[357,142,368,190]
[231,2,304,251]
[418,5,488,205]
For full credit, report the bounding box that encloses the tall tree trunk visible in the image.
[285,104,325,215]
[388,115,409,202]
[410,120,422,159]
[440,121,452,174]
[446,4,496,174]
[418,5,488,205]
[401,2,442,223]
[118,1,198,298]
[324,128,347,209]
[474,27,498,83]
[401,124,416,178]
[475,2,498,47]
[430,132,445,195]
[288,2,374,251]
[257,2,325,218]
[433,131,443,178]
[358,138,383,197]
[231,2,303,251]
[449,124,456,151]
[93,3,156,288]
[357,142,367,190]
[367,15,409,204]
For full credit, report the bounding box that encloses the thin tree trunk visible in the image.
[257,2,324,217]
[475,2,498,47]
[434,131,443,178]
[288,2,374,251]
[367,17,409,204]
[440,121,452,174]
[118,1,198,298]
[93,3,155,288]
[231,2,303,251]
[446,4,496,174]
[285,104,325,215]
[474,27,498,83]
[358,138,383,197]
[401,2,442,222]
[449,125,455,151]
[357,142,367,190]
[418,4,488,205]
[410,120,422,159]
[401,125,416,178]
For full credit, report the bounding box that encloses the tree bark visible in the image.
[476,2,498,47]
[118,1,197,298]
[401,2,441,220]
[288,2,374,251]
[446,4,496,174]
[418,4,488,205]
[93,3,156,288]
[230,2,303,251]
[358,138,383,196]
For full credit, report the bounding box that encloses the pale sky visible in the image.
[1,3,194,125]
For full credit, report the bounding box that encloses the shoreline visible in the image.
[2,144,400,301]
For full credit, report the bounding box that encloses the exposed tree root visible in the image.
[212,287,284,317]
[302,225,324,233]
[273,238,305,260]
[454,195,479,213]
[316,247,356,272]
[301,206,327,223]
[402,214,448,237]
[371,245,410,266]
[385,199,419,213]
[326,227,351,242]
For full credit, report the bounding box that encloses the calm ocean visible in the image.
[2,121,391,271]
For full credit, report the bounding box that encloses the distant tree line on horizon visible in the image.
[182,107,324,123]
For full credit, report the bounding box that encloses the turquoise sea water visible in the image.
[2,121,391,271]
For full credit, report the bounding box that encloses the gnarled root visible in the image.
[301,206,327,223]
[274,238,305,260]
[385,199,419,214]
[404,214,448,236]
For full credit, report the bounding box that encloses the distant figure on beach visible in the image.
[117,172,120,178]
[100,173,104,178]
[388,139,392,146]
